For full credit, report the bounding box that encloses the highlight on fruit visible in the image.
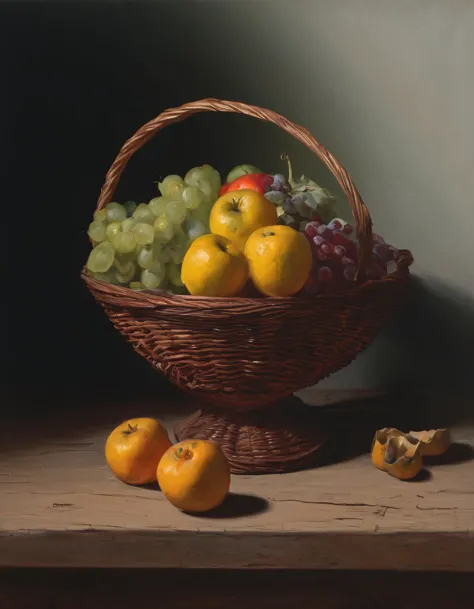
[84,156,413,297]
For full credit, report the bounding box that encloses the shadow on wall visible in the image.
[371,276,474,422]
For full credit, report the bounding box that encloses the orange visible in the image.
[408,429,451,456]
[105,418,172,485]
[371,428,404,471]
[181,233,248,297]
[210,189,277,251]
[157,439,231,513]
[244,225,312,297]
[384,435,423,481]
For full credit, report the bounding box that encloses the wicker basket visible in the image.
[82,98,411,474]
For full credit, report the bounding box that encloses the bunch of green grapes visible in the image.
[85,165,221,293]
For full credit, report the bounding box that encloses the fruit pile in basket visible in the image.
[85,156,413,296]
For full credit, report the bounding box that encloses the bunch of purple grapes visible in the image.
[301,218,404,295]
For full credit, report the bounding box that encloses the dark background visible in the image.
[3,2,289,406]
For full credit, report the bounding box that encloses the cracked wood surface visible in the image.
[1,395,474,571]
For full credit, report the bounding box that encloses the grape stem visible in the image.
[281,153,295,188]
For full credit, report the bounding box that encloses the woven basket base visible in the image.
[174,396,325,475]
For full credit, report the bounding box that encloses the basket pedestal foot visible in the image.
[174,396,325,475]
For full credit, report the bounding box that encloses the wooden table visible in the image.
[1,390,473,572]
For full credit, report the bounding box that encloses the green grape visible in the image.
[149,258,163,275]
[114,256,134,275]
[172,222,187,240]
[201,165,222,192]
[168,262,184,287]
[152,238,162,256]
[165,199,187,225]
[130,281,143,290]
[149,196,168,217]
[153,216,174,242]
[106,202,127,222]
[111,231,136,254]
[89,268,117,284]
[115,251,135,271]
[87,220,106,242]
[133,203,155,225]
[198,179,215,205]
[184,166,209,188]
[151,242,168,267]
[93,209,107,223]
[106,221,122,241]
[116,262,137,284]
[121,217,137,232]
[191,201,212,226]
[158,175,184,199]
[123,200,137,216]
[137,245,154,269]
[186,217,208,242]
[141,267,165,290]
[169,244,187,265]
[86,241,115,273]
[182,185,203,210]
[133,222,155,245]
[156,244,171,263]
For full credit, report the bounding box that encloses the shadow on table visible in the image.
[186,492,270,519]
[424,442,474,466]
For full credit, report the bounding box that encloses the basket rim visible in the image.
[81,266,410,310]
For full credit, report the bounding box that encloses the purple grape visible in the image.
[334,245,347,257]
[316,224,333,240]
[271,173,286,192]
[321,242,334,254]
[313,235,326,247]
[343,265,357,281]
[341,256,356,266]
[305,221,320,238]
[373,243,393,262]
[283,197,296,214]
[328,219,343,231]
[292,195,309,217]
[372,233,386,244]
[317,266,333,282]
[265,190,285,205]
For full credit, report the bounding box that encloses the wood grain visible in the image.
[1,391,473,571]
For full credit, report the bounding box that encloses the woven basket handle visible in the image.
[96,98,373,273]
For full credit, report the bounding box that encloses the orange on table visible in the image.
[157,439,230,513]
[105,417,171,485]
[384,434,423,481]
[371,428,404,471]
